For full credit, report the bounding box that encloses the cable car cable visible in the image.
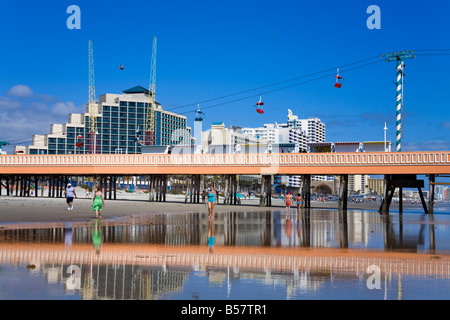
[177,58,386,115]
[165,54,384,113]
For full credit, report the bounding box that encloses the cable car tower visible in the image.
[88,39,98,154]
[145,36,157,146]
[382,50,415,152]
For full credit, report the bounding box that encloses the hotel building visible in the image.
[15,86,192,155]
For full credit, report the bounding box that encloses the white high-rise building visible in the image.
[242,110,325,188]
[242,109,313,151]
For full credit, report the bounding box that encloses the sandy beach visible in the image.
[0,185,386,223]
[0,185,432,223]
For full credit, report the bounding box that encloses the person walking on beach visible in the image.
[64,183,77,211]
[202,189,206,203]
[207,185,217,219]
[92,188,105,218]
[295,193,303,212]
[285,191,292,215]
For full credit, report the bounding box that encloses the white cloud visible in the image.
[51,101,81,116]
[0,91,84,153]
[404,140,450,151]
[0,96,23,110]
[6,85,34,98]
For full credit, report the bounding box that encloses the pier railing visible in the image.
[1,151,450,175]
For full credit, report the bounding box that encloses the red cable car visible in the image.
[255,95,264,114]
[119,65,124,70]
[335,68,343,88]
[76,135,84,147]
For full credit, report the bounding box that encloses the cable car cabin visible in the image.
[76,135,84,147]
[119,65,124,70]
[335,75,343,88]
[255,95,264,114]
[334,68,343,88]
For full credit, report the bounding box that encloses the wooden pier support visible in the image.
[300,174,311,208]
[223,174,239,205]
[338,174,348,211]
[188,174,201,204]
[223,175,232,205]
[259,175,272,207]
[378,174,427,215]
[428,174,435,215]
[149,174,167,202]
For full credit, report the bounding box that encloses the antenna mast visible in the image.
[145,36,157,146]
[88,40,98,154]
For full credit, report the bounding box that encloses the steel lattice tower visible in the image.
[88,39,98,154]
[145,36,157,146]
[382,50,415,152]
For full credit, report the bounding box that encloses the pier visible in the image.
[1,151,449,214]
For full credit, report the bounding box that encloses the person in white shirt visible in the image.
[64,183,77,211]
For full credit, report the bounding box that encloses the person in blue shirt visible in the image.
[207,185,217,219]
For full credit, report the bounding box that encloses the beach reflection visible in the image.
[0,209,449,300]
[0,209,448,253]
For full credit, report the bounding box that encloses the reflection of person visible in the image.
[207,185,217,219]
[64,222,73,249]
[91,218,102,255]
[295,193,303,212]
[285,191,292,215]
[285,216,291,238]
[207,219,215,254]
[64,183,77,211]
[92,188,105,218]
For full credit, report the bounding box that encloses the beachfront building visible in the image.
[201,122,268,154]
[349,174,370,195]
[14,86,193,155]
[242,109,324,188]
[241,109,313,151]
[368,177,385,196]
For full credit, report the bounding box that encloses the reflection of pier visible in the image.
[1,243,449,278]
[0,209,443,254]
[1,210,448,300]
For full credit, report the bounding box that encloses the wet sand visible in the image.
[0,188,425,224]
[1,191,449,269]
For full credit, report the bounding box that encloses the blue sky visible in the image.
[1,0,449,154]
